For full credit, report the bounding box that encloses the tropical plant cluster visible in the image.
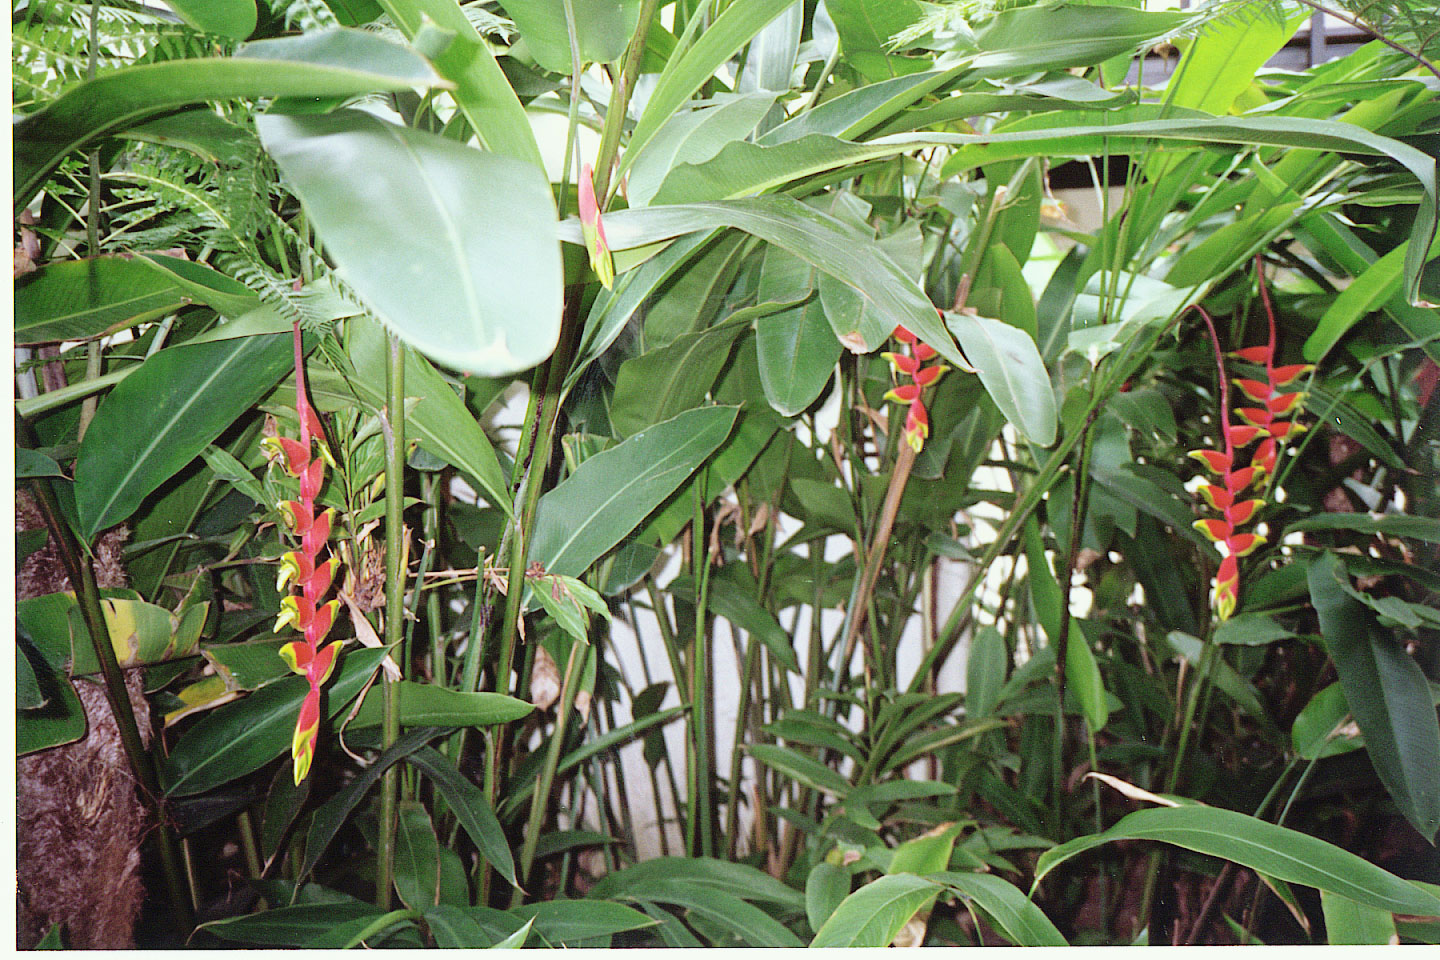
[13,0,1440,948]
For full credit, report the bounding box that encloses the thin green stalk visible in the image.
[237,810,264,880]
[513,639,588,905]
[376,332,407,909]
[594,0,660,204]
[689,472,717,857]
[78,0,103,439]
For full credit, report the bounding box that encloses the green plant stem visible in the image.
[77,0,103,438]
[376,332,407,909]
[689,472,716,858]
[1054,408,1098,814]
[513,639,588,906]
[594,0,660,204]
[237,809,263,880]
[15,364,135,418]
[838,442,917,677]
[21,465,193,931]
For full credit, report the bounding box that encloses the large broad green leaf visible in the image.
[14,29,445,207]
[806,862,850,934]
[1321,890,1398,945]
[74,333,292,540]
[629,93,778,207]
[621,0,804,180]
[376,0,541,166]
[160,0,257,39]
[510,900,657,944]
[932,872,1067,947]
[1032,805,1440,917]
[200,902,391,947]
[348,680,533,728]
[163,647,390,796]
[760,297,840,414]
[529,406,738,579]
[967,5,1186,76]
[932,117,1436,303]
[587,856,805,910]
[14,255,256,345]
[496,0,642,73]
[761,67,966,144]
[945,311,1056,446]
[394,802,441,910]
[342,314,512,512]
[589,878,802,947]
[408,747,520,889]
[16,640,86,755]
[825,0,926,82]
[258,109,562,377]
[1165,5,1303,116]
[609,321,747,436]
[1309,554,1440,843]
[559,197,962,371]
[810,873,937,947]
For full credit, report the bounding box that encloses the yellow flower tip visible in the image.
[274,595,302,633]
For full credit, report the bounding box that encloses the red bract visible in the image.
[264,322,344,785]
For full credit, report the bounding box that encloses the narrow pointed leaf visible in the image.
[1033,805,1440,917]
[408,746,519,890]
[394,802,441,910]
[529,406,738,579]
[1309,554,1440,842]
[75,333,292,540]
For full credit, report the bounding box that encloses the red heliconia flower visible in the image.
[1236,407,1274,429]
[1197,484,1232,511]
[883,351,921,375]
[903,399,929,453]
[1225,532,1265,557]
[911,364,948,388]
[1265,420,1305,441]
[1194,518,1233,543]
[885,382,922,404]
[883,323,948,453]
[1231,345,1272,365]
[1269,363,1313,388]
[1266,390,1304,417]
[1225,424,1263,447]
[1225,499,1263,527]
[1234,378,1273,404]
[579,163,614,289]
[1213,554,1240,622]
[1225,465,1263,495]
[271,322,345,785]
[1253,437,1278,475]
[1188,449,1233,475]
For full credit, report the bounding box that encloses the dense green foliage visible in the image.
[14,0,1440,947]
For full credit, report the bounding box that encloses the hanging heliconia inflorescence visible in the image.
[1188,263,1311,621]
[262,322,342,784]
[883,318,949,453]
